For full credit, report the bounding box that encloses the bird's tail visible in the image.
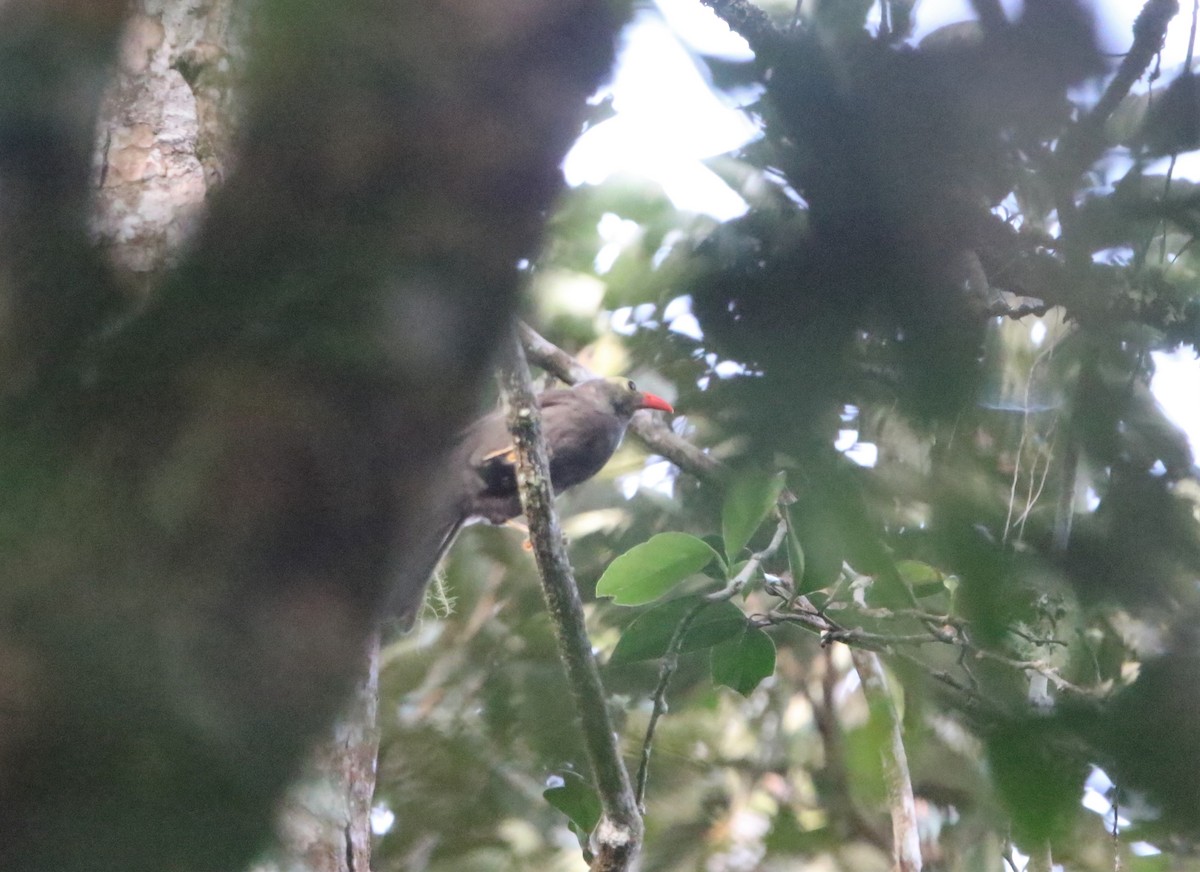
[385,515,466,634]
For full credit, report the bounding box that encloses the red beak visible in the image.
[637,392,674,414]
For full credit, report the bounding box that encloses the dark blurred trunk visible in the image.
[0,1,621,870]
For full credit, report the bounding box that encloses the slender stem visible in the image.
[634,601,706,808]
[635,517,788,807]
[706,517,788,602]
[499,328,642,872]
[1052,435,1078,556]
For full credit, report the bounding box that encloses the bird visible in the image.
[392,376,674,628]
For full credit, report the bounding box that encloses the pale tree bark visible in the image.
[249,639,381,872]
[850,649,923,872]
[92,0,242,290]
[0,3,623,872]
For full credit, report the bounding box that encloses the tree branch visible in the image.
[697,0,786,60]
[849,649,923,872]
[500,329,643,872]
[1054,0,1179,264]
[519,322,723,483]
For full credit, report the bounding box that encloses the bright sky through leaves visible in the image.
[565,0,1200,468]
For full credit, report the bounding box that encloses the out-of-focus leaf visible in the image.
[764,810,837,854]
[918,20,983,50]
[789,494,844,595]
[896,559,944,598]
[1097,649,1200,835]
[596,532,720,605]
[842,719,890,809]
[783,502,806,586]
[543,771,601,852]
[814,0,874,43]
[711,625,775,696]
[610,597,746,664]
[1141,71,1200,157]
[1107,90,1152,147]
[701,534,728,580]
[722,470,786,561]
[987,719,1087,847]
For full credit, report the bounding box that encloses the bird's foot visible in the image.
[503,519,534,551]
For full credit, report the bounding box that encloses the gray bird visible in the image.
[392,377,673,628]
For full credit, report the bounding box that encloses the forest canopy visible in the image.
[3,1,1200,871]
[378,1,1200,870]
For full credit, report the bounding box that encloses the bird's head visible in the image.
[585,376,674,419]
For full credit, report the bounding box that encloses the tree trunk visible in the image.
[0,1,622,870]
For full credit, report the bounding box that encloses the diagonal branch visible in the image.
[698,0,786,59]
[1054,0,1179,265]
[849,649,923,872]
[500,327,643,872]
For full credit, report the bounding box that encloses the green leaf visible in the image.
[699,534,729,580]
[788,496,844,595]
[596,532,719,605]
[711,625,776,696]
[895,559,945,598]
[543,770,601,836]
[722,471,786,562]
[610,597,746,664]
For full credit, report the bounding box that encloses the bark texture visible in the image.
[92,0,241,289]
[0,2,623,872]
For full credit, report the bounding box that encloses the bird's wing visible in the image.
[464,388,578,468]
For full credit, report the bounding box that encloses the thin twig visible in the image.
[634,601,706,809]
[1061,0,1179,173]
[706,517,789,602]
[634,518,788,806]
[765,596,1097,698]
[500,329,642,872]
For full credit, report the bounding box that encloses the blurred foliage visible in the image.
[375,1,1200,870]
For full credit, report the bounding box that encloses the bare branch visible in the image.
[500,328,643,872]
[634,516,788,807]
[634,601,705,809]
[697,0,785,59]
[849,649,923,872]
[1055,0,1179,261]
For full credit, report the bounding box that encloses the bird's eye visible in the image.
[627,379,637,392]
